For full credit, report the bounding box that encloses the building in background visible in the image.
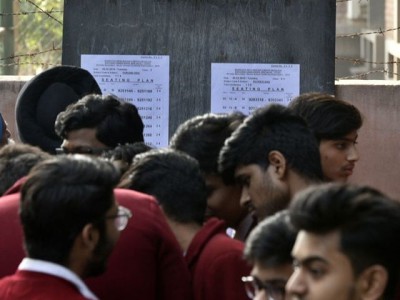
[336,0,399,80]
[0,0,398,80]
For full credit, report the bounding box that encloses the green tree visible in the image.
[14,0,63,75]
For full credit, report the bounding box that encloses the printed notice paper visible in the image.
[81,55,169,147]
[211,63,300,114]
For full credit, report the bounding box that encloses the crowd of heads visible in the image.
[170,112,248,229]
[1,84,399,300]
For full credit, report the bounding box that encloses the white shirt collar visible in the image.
[18,258,98,300]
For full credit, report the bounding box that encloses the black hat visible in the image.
[15,66,101,154]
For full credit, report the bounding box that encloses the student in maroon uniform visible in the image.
[119,149,250,300]
[170,112,254,241]
[53,92,192,299]
[0,155,125,299]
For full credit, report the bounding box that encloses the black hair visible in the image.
[244,210,296,268]
[289,183,400,300]
[0,144,51,196]
[218,104,323,184]
[288,92,363,141]
[118,149,207,225]
[101,142,153,175]
[55,94,144,147]
[20,155,119,265]
[102,142,152,162]
[170,112,245,175]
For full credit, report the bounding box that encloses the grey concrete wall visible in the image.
[1,78,399,200]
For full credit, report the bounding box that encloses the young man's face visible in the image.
[60,128,109,155]
[235,164,289,223]
[248,262,293,300]
[85,199,121,277]
[286,230,361,300]
[204,174,247,228]
[319,130,359,182]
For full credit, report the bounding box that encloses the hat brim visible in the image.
[16,65,101,154]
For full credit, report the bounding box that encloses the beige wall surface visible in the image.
[0,77,399,200]
[0,76,31,142]
[336,80,400,200]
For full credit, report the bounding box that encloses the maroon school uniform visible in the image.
[185,217,250,300]
[0,271,88,300]
[86,188,193,300]
[0,182,192,300]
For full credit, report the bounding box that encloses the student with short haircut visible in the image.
[242,210,296,300]
[219,104,323,222]
[55,94,144,155]
[288,92,363,182]
[0,155,192,300]
[119,149,250,300]
[54,97,192,299]
[0,143,51,196]
[0,155,127,299]
[287,184,400,300]
[170,112,253,240]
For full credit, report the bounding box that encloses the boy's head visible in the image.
[289,92,363,182]
[287,183,400,300]
[55,94,144,155]
[170,112,247,227]
[219,104,322,222]
[119,149,208,225]
[243,210,296,300]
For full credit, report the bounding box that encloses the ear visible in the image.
[268,150,287,179]
[80,223,100,252]
[357,265,388,300]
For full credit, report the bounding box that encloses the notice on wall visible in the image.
[211,63,300,114]
[81,54,169,147]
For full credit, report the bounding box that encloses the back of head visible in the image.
[288,92,363,141]
[219,104,323,184]
[101,142,153,176]
[118,149,207,225]
[0,143,51,195]
[170,112,245,175]
[244,210,296,268]
[55,94,144,147]
[20,155,120,265]
[289,183,400,300]
[102,142,152,163]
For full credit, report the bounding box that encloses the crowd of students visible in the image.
[0,67,399,300]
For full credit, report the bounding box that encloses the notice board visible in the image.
[62,0,336,137]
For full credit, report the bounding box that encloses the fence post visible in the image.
[0,0,15,75]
